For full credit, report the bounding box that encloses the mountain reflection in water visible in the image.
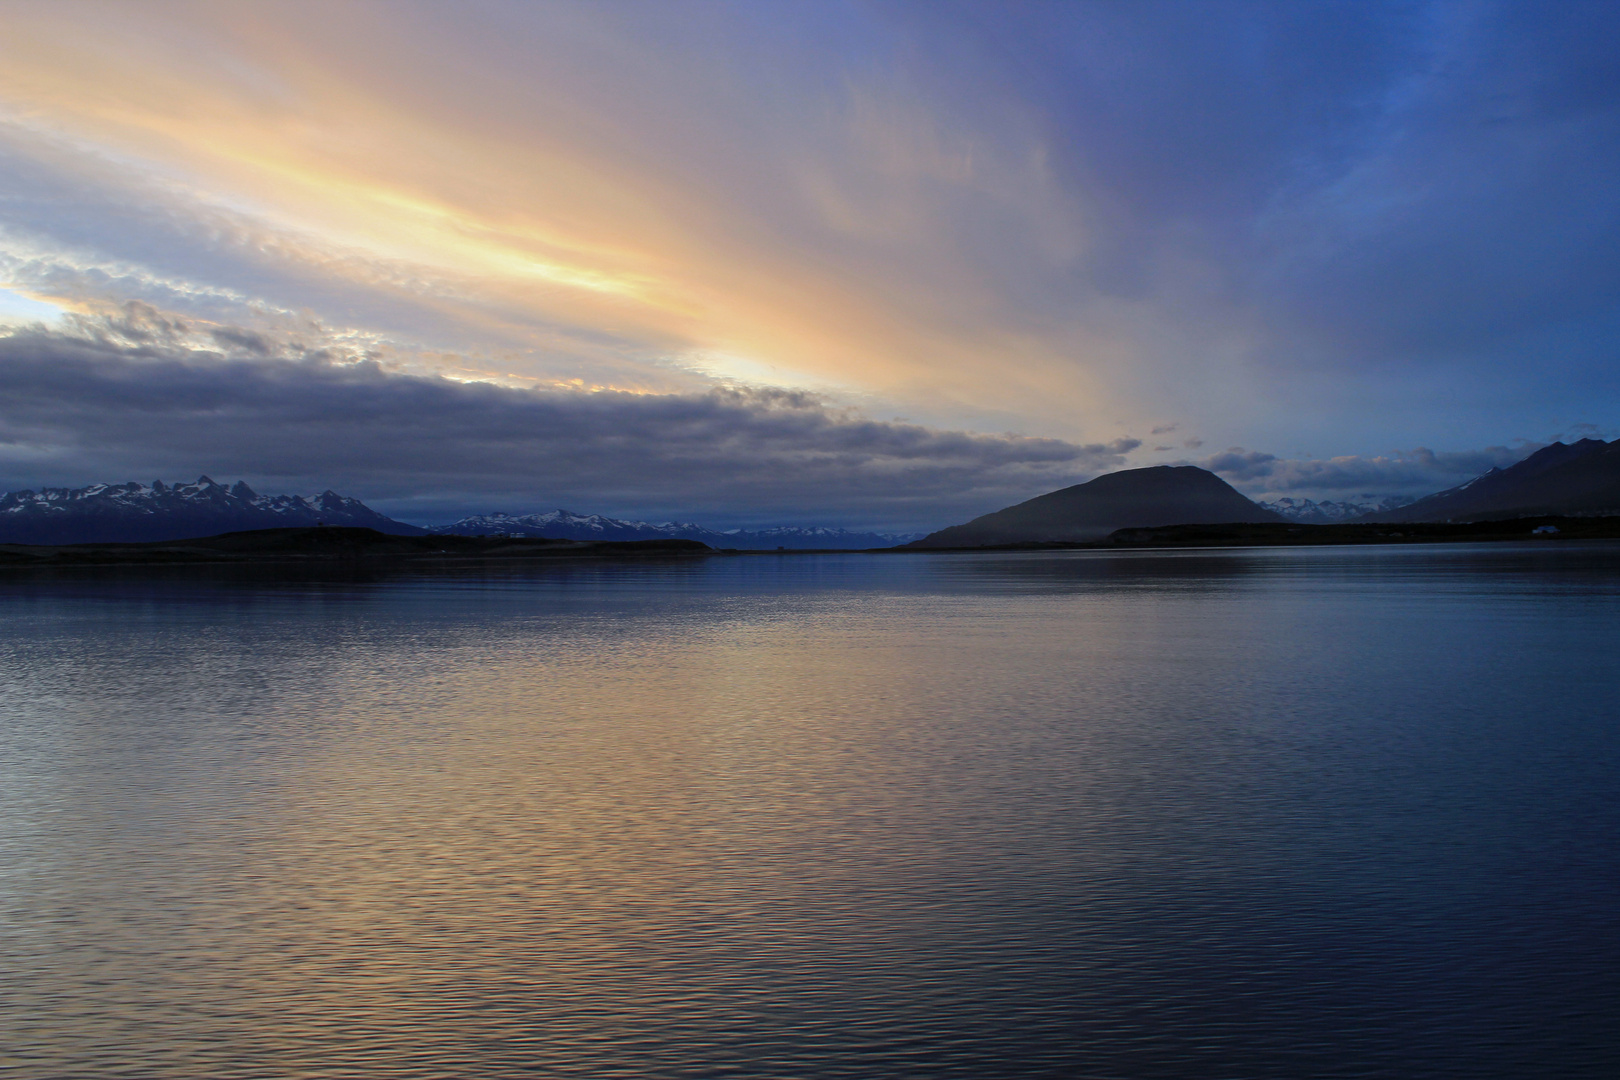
[1,544,1617,1078]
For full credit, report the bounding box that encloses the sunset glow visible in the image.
[0,0,1615,527]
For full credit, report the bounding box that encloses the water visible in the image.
[1,543,1616,1078]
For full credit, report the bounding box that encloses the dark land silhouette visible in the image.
[8,441,1620,554]
[906,465,1283,548]
[0,527,711,567]
[1362,438,1620,523]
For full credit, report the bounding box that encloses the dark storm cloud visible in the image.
[933,0,1419,221]
[1246,2,1620,362]
[0,327,1138,529]
[905,0,1620,423]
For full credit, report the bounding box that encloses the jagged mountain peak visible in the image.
[0,478,424,543]
[1261,495,1415,524]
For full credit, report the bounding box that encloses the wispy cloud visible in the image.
[1196,445,1540,499]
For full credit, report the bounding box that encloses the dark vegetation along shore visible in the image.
[0,527,713,568]
[3,517,1618,569]
[973,516,1620,551]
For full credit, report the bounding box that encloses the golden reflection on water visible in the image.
[4,548,1620,1077]
[0,567,1142,1073]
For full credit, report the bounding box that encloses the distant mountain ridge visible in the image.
[430,510,713,543]
[1363,439,1620,523]
[430,510,922,549]
[21,443,1609,551]
[0,477,425,544]
[1261,496,1414,524]
[907,465,1283,548]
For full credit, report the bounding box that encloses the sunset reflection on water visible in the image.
[3,546,1618,1078]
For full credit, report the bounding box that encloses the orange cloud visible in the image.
[0,1,1204,442]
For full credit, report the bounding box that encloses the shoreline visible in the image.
[0,527,714,568]
[880,515,1620,553]
[3,515,1619,568]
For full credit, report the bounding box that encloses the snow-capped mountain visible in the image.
[732,524,923,546]
[0,477,425,544]
[429,510,921,549]
[430,510,719,543]
[1258,496,1414,524]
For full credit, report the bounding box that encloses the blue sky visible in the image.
[0,0,1615,527]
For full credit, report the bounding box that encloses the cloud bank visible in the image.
[0,321,1138,530]
[1197,445,1540,501]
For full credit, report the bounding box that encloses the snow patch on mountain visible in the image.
[1257,496,1415,523]
[430,510,922,549]
[5,477,356,516]
[0,476,423,542]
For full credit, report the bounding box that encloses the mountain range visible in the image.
[1258,496,1414,523]
[428,510,921,549]
[6,440,1617,549]
[0,477,425,545]
[908,439,1620,547]
[0,480,919,548]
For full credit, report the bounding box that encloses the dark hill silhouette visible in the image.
[1364,439,1620,522]
[907,465,1284,548]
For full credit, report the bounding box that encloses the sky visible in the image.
[0,0,1616,529]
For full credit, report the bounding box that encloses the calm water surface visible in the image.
[1,544,1617,1078]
